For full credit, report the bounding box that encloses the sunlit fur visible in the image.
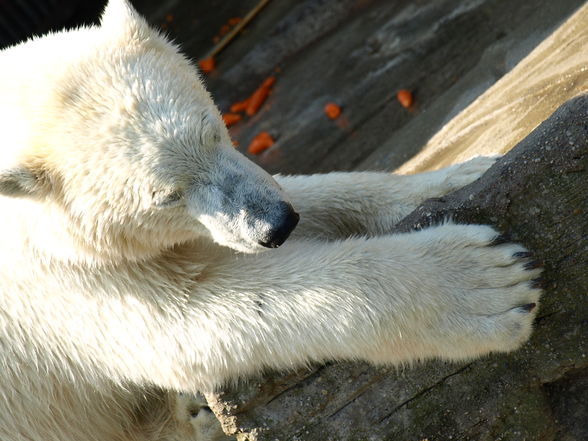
[0,1,542,440]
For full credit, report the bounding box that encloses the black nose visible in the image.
[258,203,300,248]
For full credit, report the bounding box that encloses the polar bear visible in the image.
[0,1,542,440]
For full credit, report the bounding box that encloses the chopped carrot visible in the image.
[260,76,276,89]
[324,103,342,120]
[222,113,242,127]
[219,24,231,36]
[248,132,274,155]
[246,89,270,116]
[198,57,216,74]
[212,17,242,43]
[396,89,413,108]
[246,76,276,116]
[230,99,251,113]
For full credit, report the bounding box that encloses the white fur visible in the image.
[0,1,541,440]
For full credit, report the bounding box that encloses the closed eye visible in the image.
[153,189,184,208]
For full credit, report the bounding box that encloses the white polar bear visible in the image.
[0,1,542,440]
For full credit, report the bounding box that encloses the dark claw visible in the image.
[519,303,537,313]
[513,251,533,259]
[524,260,543,270]
[491,234,512,245]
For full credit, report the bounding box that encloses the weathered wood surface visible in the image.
[136,0,585,175]
[374,2,588,175]
[207,90,588,441]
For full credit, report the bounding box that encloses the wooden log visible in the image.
[207,94,588,441]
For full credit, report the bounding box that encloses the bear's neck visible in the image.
[2,197,172,265]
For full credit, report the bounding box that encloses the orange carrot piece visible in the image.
[222,113,242,127]
[396,89,413,108]
[246,76,276,116]
[230,99,250,113]
[260,76,276,89]
[248,132,274,155]
[198,57,216,73]
[219,24,231,36]
[324,103,342,120]
[246,89,270,116]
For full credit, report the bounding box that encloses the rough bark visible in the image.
[207,94,588,441]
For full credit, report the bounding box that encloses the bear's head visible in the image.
[0,0,298,260]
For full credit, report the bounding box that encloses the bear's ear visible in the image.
[0,166,48,199]
[100,0,150,39]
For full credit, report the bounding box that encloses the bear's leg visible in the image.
[275,156,497,240]
[175,222,541,388]
[0,371,179,441]
[8,222,539,403]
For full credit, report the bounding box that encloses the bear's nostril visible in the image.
[258,204,299,248]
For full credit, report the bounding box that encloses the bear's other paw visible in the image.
[437,155,499,193]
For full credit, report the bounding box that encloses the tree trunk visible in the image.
[207,94,588,441]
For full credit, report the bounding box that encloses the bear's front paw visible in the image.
[438,155,499,193]
[418,222,543,359]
